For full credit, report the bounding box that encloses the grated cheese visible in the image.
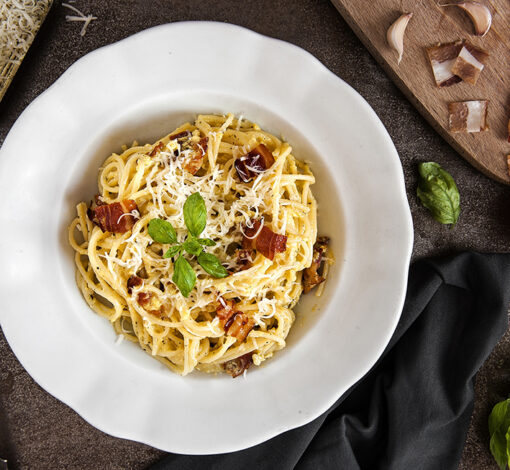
[0,0,52,88]
[62,3,96,37]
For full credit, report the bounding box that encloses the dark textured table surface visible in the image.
[1,1,509,469]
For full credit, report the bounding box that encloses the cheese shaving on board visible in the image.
[68,114,332,376]
[0,0,53,97]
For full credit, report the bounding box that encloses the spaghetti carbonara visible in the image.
[68,114,330,377]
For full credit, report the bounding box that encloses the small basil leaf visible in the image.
[172,255,196,297]
[182,239,203,256]
[183,192,207,237]
[417,162,460,226]
[148,219,177,244]
[488,398,510,469]
[197,238,216,246]
[197,252,229,278]
[163,245,182,258]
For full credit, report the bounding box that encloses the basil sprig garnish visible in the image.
[417,162,460,227]
[148,192,226,297]
[489,396,510,469]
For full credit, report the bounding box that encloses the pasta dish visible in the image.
[68,114,331,377]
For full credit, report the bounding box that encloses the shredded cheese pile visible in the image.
[0,0,52,89]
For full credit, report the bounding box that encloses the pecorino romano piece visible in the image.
[242,220,287,260]
[88,199,139,233]
[448,100,488,133]
[450,42,489,85]
[234,144,275,183]
[303,237,330,293]
[216,297,255,342]
[427,41,464,87]
[224,353,253,378]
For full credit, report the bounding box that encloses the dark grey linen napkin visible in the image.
[150,252,510,470]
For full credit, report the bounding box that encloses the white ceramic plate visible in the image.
[0,22,413,454]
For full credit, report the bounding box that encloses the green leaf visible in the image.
[172,255,196,297]
[183,192,207,237]
[148,219,177,244]
[488,398,510,469]
[197,238,216,246]
[163,245,182,258]
[197,252,229,278]
[183,238,203,256]
[417,162,460,226]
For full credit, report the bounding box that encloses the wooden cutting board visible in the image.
[331,0,510,185]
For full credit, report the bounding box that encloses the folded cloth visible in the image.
[150,252,510,470]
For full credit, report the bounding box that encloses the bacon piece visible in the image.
[226,312,255,342]
[88,199,139,233]
[234,144,275,183]
[94,194,105,206]
[224,353,253,378]
[136,291,165,317]
[242,220,287,261]
[169,130,191,141]
[216,298,255,341]
[235,249,255,271]
[216,297,237,328]
[450,42,488,85]
[148,141,165,157]
[303,237,330,294]
[427,41,463,87]
[137,291,151,306]
[448,100,488,133]
[183,136,208,175]
[507,155,510,178]
[127,275,143,294]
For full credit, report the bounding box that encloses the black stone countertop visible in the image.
[1,1,509,469]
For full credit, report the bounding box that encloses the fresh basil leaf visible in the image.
[197,252,229,278]
[417,162,460,226]
[148,218,177,244]
[197,238,216,246]
[183,192,207,237]
[163,245,182,258]
[172,255,196,297]
[489,398,510,469]
[183,239,203,256]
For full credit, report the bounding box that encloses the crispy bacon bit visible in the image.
[88,199,139,233]
[136,291,165,317]
[216,298,255,341]
[127,275,143,294]
[148,141,165,157]
[427,41,463,87]
[168,130,191,141]
[224,353,253,378]
[137,291,151,306]
[227,312,256,342]
[183,136,208,175]
[448,100,488,133]
[235,249,255,271]
[450,42,488,85]
[234,144,275,183]
[303,237,330,293]
[242,220,287,261]
[94,194,105,206]
[507,155,510,178]
[216,297,237,328]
